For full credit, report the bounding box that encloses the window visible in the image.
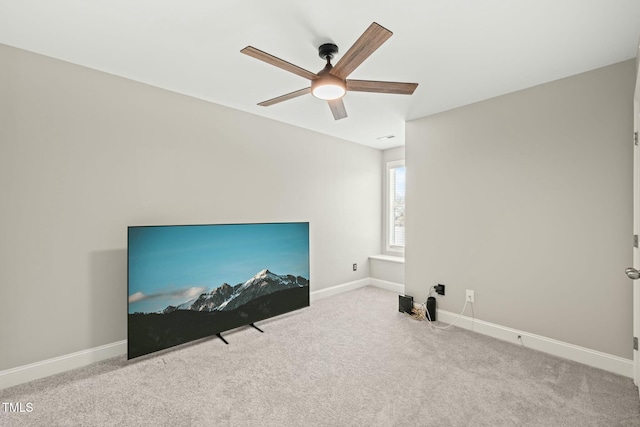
[386,160,405,253]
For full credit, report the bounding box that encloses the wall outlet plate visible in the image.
[466,289,475,303]
[435,284,445,295]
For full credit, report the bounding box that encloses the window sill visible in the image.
[369,254,405,264]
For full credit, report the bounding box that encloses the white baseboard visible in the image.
[310,278,405,303]
[0,340,127,390]
[432,307,634,378]
[309,278,370,303]
[369,278,405,294]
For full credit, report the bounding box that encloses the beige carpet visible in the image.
[1,286,639,426]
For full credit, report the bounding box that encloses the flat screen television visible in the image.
[127,222,310,359]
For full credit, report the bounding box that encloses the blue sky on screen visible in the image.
[128,222,309,313]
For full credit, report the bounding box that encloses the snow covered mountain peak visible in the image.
[256,269,270,277]
[162,269,309,314]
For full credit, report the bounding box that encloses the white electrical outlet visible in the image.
[466,289,475,303]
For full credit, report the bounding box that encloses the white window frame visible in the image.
[385,160,405,254]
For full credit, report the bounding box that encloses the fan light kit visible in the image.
[310,43,346,100]
[312,84,345,100]
[241,22,418,120]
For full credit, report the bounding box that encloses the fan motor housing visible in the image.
[318,43,338,60]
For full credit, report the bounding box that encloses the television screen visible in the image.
[127,222,310,359]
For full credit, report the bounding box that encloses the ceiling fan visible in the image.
[240,22,418,120]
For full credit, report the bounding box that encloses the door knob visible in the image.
[625,267,640,280]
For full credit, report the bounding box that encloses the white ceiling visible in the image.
[2,1,639,149]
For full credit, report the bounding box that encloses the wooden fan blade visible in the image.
[330,22,393,80]
[347,80,418,95]
[328,98,347,120]
[258,87,311,106]
[241,46,317,81]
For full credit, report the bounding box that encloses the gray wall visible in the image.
[369,258,404,285]
[0,44,381,371]
[405,60,635,359]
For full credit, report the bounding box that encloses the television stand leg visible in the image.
[216,333,229,345]
[249,323,264,333]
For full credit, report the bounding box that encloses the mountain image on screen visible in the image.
[163,269,309,314]
[128,269,309,359]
